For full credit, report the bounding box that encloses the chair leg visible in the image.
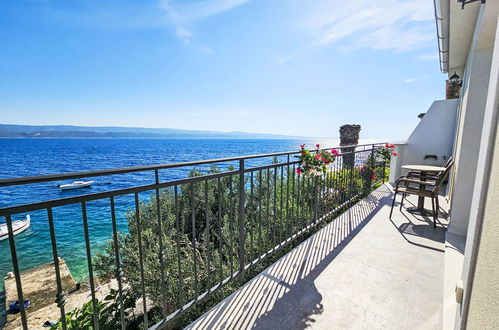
[400,193,405,211]
[390,192,397,219]
[431,197,437,228]
[435,195,440,217]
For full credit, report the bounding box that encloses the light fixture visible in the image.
[449,72,462,87]
[458,0,485,10]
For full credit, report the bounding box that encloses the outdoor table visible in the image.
[401,164,446,215]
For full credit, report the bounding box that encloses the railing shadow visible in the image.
[387,192,446,253]
[187,186,392,330]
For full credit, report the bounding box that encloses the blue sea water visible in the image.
[0,138,354,287]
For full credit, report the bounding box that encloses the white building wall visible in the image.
[457,3,499,328]
[464,60,499,330]
[448,5,494,238]
[389,99,458,182]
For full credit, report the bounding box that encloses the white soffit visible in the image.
[475,0,499,50]
[449,0,481,74]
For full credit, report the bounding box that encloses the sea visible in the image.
[0,138,379,290]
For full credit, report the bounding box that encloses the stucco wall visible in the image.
[389,99,458,182]
[448,8,494,237]
[458,6,499,328]
[466,127,499,329]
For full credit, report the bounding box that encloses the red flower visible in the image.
[301,151,306,155]
[392,152,398,156]
[331,149,339,156]
[300,144,305,149]
[315,144,320,149]
[360,166,366,172]
[390,144,396,148]
[371,174,376,180]
[385,143,390,148]
[325,160,329,164]
[315,154,321,160]
[296,168,303,174]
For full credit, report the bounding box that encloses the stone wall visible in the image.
[339,125,361,168]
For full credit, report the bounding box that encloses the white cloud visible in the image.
[275,55,295,65]
[302,0,435,53]
[166,0,252,21]
[404,78,417,83]
[160,0,252,44]
[200,46,214,54]
[176,27,193,44]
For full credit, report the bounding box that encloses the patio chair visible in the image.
[398,156,454,207]
[405,156,453,181]
[389,160,454,227]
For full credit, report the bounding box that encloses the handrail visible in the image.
[0,143,385,187]
[0,142,388,330]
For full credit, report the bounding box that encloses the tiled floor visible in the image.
[187,184,447,330]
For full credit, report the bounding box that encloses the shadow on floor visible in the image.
[388,192,447,253]
[188,187,393,330]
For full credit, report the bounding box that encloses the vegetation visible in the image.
[52,289,137,330]
[54,149,392,329]
[297,143,338,175]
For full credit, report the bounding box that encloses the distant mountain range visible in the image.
[0,124,310,139]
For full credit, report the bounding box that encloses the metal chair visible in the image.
[390,160,454,227]
[398,156,453,212]
[405,156,453,181]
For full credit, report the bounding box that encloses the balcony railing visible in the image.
[0,143,387,329]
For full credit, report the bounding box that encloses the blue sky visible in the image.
[0,0,443,139]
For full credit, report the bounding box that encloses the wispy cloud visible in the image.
[175,27,193,45]
[200,46,214,54]
[160,0,252,44]
[404,78,417,83]
[275,55,295,65]
[302,0,434,53]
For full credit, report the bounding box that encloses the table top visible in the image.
[401,164,446,172]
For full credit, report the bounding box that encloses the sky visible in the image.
[0,0,444,140]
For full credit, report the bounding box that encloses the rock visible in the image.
[339,125,361,168]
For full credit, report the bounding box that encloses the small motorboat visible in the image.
[0,215,31,241]
[58,180,94,191]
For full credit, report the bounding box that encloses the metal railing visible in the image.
[0,143,387,329]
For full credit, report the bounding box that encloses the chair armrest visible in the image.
[395,177,437,187]
[406,172,438,179]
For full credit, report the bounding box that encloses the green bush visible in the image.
[59,154,388,329]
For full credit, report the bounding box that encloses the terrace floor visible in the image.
[187,184,447,330]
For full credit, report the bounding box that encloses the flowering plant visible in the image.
[296,144,338,176]
[376,143,397,162]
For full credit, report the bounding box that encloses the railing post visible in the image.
[369,144,375,192]
[238,159,246,281]
[154,169,167,318]
[47,208,68,330]
[382,160,386,183]
[110,197,126,330]
[5,214,28,330]
[313,176,318,222]
[348,156,355,206]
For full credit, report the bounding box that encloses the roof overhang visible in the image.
[434,0,481,75]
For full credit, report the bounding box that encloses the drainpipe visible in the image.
[434,0,450,73]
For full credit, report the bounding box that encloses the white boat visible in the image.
[0,215,31,241]
[59,180,94,191]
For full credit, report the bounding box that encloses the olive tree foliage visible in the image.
[94,166,237,314]
[91,158,380,326]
